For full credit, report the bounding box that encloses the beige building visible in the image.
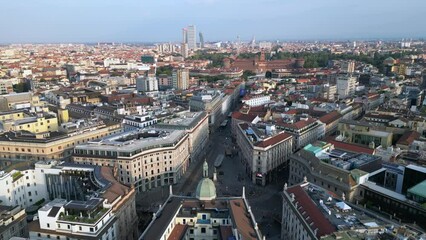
[236,123,293,186]
[172,68,190,90]
[0,122,121,166]
[156,111,209,163]
[73,128,191,192]
[320,84,337,100]
[337,120,393,148]
[0,92,42,111]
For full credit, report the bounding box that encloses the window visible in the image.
[47,223,50,228]
[189,229,194,234]
[201,227,206,233]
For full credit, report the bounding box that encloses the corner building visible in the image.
[73,128,191,192]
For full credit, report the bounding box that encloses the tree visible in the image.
[265,71,272,79]
[13,83,30,93]
[242,70,255,80]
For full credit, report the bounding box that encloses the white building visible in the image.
[0,168,48,209]
[122,114,158,131]
[136,76,158,93]
[241,95,271,107]
[336,75,358,99]
[1,161,139,240]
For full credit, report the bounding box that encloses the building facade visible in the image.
[73,128,191,192]
[236,123,293,186]
[336,75,358,99]
[172,68,190,90]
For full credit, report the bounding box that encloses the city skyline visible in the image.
[1,0,425,43]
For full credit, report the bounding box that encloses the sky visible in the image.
[1,0,425,43]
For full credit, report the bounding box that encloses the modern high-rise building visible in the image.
[172,68,190,90]
[182,28,187,44]
[183,25,197,50]
[199,32,204,49]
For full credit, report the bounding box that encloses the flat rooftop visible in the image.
[288,183,392,237]
[74,128,186,154]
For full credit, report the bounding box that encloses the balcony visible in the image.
[196,219,211,224]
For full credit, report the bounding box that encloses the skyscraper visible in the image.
[182,28,187,44]
[199,32,204,49]
[186,25,197,50]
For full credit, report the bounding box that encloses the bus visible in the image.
[214,154,224,168]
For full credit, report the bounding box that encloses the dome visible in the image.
[195,178,216,201]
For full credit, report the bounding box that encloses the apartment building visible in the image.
[189,90,224,128]
[281,181,412,240]
[277,117,323,151]
[336,75,358,99]
[241,94,271,107]
[236,123,293,186]
[172,68,189,90]
[0,205,27,239]
[0,121,121,165]
[288,142,381,201]
[0,110,59,134]
[73,128,191,192]
[25,162,138,240]
[0,92,42,111]
[156,111,209,163]
[318,111,342,136]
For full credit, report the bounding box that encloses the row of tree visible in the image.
[270,50,420,70]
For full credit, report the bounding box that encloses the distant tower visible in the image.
[199,32,204,49]
[236,35,241,54]
[259,51,265,61]
[186,25,197,50]
[182,28,187,44]
[251,36,256,48]
[181,43,188,58]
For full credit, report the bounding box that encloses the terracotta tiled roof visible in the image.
[286,186,336,238]
[232,111,258,123]
[326,138,375,155]
[255,132,292,148]
[319,111,342,125]
[167,224,188,240]
[278,118,317,130]
[397,131,420,146]
[229,199,258,240]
